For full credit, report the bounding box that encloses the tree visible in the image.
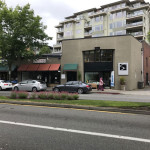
[0,0,51,80]
[148,31,150,43]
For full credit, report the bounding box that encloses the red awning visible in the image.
[18,64,29,71]
[26,64,40,71]
[37,64,51,71]
[49,64,60,71]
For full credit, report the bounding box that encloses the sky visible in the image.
[4,0,149,46]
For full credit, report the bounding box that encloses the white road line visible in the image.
[0,120,150,143]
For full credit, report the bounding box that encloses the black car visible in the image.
[53,81,92,94]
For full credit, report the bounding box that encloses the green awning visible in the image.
[0,65,16,72]
[63,64,78,71]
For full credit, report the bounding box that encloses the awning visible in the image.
[49,64,60,71]
[0,65,16,72]
[18,64,29,71]
[63,64,78,71]
[37,64,51,71]
[26,64,40,71]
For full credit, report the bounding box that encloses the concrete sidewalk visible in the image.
[47,86,150,96]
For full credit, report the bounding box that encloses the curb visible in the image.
[0,100,150,115]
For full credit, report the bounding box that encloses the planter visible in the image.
[120,85,126,91]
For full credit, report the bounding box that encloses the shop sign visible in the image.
[111,71,114,87]
[118,63,128,75]
[33,59,46,64]
[61,74,65,79]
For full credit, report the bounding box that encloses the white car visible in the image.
[0,80,13,91]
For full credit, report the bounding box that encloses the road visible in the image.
[0,103,150,150]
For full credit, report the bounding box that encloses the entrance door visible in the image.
[67,72,77,81]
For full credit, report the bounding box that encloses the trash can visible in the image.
[138,82,144,89]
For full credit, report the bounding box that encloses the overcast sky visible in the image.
[4,0,149,46]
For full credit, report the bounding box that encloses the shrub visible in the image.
[53,94,60,100]
[38,92,47,99]
[67,94,74,100]
[73,94,79,100]
[18,92,28,99]
[60,93,67,100]
[10,92,17,99]
[30,93,37,99]
[47,93,54,100]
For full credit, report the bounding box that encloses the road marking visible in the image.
[0,120,150,143]
[0,103,135,115]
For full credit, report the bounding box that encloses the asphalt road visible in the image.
[0,103,150,150]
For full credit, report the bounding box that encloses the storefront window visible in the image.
[85,72,99,83]
[101,50,113,62]
[89,51,95,62]
[84,51,89,62]
[95,50,100,62]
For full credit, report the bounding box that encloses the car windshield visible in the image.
[38,80,45,84]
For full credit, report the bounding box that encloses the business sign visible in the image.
[111,71,114,87]
[61,74,65,79]
[118,63,128,75]
[33,59,46,64]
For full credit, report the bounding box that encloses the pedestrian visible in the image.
[99,77,104,91]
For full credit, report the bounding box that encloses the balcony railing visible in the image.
[84,22,92,28]
[126,21,144,28]
[128,31,143,36]
[53,43,62,48]
[84,30,92,36]
[127,12,144,18]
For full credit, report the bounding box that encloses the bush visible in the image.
[30,93,37,99]
[53,94,61,100]
[67,94,74,100]
[38,92,47,99]
[10,92,17,99]
[18,92,28,99]
[47,93,54,100]
[73,94,79,100]
[60,93,67,100]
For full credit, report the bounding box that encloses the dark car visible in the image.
[53,81,92,94]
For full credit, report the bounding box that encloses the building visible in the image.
[53,0,150,53]
[60,35,143,90]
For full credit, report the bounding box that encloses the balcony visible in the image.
[53,48,62,54]
[84,31,92,37]
[89,11,107,18]
[128,31,143,37]
[53,43,62,48]
[126,12,144,20]
[129,4,149,11]
[84,22,92,29]
[57,28,64,33]
[126,21,144,29]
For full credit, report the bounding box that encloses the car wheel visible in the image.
[0,86,2,91]
[32,87,37,92]
[53,88,59,92]
[14,87,19,91]
[78,88,83,94]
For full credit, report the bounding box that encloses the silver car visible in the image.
[13,80,47,92]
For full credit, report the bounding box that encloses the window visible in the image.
[89,51,94,62]
[76,29,82,34]
[95,16,100,22]
[101,50,113,62]
[84,51,89,62]
[64,31,72,37]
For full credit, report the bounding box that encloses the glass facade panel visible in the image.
[89,51,95,62]
[101,50,113,62]
[84,51,89,62]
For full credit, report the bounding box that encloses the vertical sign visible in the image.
[118,63,128,75]
[111,71,114,87]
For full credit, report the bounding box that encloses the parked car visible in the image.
[13,80,47,92]
[0,80,12,91]
[53,81,92,94]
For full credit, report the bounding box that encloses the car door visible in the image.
[64,81,73,92]
[18,80,28,91]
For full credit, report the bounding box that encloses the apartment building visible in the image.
[53,0,150,53]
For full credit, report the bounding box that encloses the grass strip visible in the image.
[0,96,150,108]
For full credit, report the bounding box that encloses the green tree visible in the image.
[148,31,150,43]
[0,0,51,80]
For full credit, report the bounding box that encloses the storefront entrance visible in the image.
[67,72,77,81]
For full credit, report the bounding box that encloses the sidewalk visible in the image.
[92,86,150,96]
[47,86,150,96]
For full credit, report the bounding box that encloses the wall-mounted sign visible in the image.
[118,63,128,75]
[61,74,65,79]
[33,59,46,64]
[111,71,114,87]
